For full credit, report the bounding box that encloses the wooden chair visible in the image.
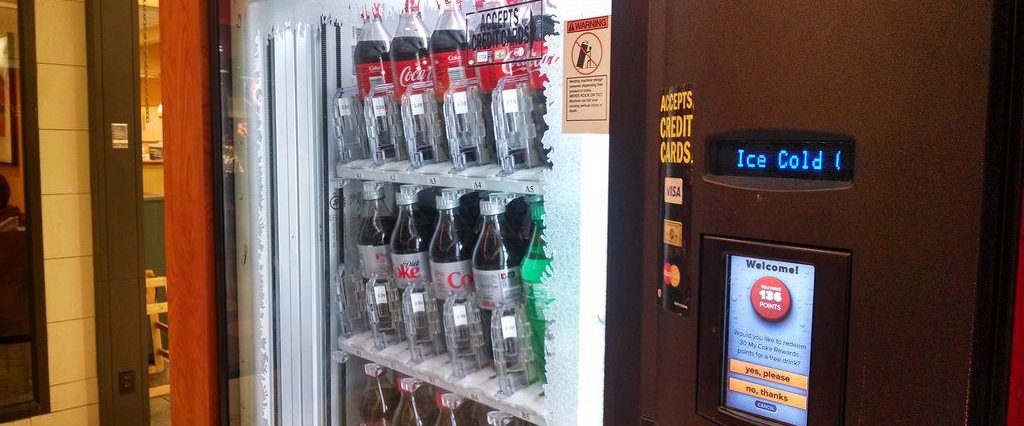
[146,270,170,398]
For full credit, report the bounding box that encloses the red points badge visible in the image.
[750,276,792,322]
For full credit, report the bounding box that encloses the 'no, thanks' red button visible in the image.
[750,276,792,322]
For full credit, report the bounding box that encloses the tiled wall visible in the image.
[2,0,98,425]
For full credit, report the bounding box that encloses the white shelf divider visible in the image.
[336,160,546,195]
[339,332,548,426]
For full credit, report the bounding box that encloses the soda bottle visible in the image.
[430,0,475,97]
[361,363,401,425]
[390,0,432,101]
[356,3,393,97]
[429,189,475,300]
[434,393,476,426]
[366,277,405,350]
[392,377,440,426]
[402,283,446,363]
[472,196,524,310]
[519,196,550,379]
[359,181,397,279]
[490,300,537,397]
[442,290,490,378]
[486,411,529,426]
[390,185,432,289]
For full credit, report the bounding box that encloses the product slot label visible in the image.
[431,260,474,299]
[473,267,523,309]
[392,252,431,287]
[337,97,352,116]
[453,91,470,114]
[500,315,518,338]
[371,97,387,117]
[358,244,392,278]
[410,94,426,115]
[410,292,426,313]
[501,89,521,113]
[373,285,387,305]
[452,304,468,326]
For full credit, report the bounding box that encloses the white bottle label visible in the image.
[453,91,470,115]
[358,244,391,278]
[373,285,388,305]
[473,267,523,309]
[452,304,468,326]
[372,96,387,117]
[500,315,518,339]
[430,260,473,300]
[391,251,431,287]
[410,94,425,115]
[501,89,520,113]
[410,292,425,313]
[336,97,352,117]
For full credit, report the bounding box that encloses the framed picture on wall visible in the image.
[0,33,17,165]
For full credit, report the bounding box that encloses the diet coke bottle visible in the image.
[429,189,475,300]
[390,185,433,289]
[355,3,393,97]
[358,181,397,279]
[390,0,432,101]
[430,0,476,97]
[472,195,525,310]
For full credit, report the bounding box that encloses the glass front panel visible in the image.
[216,1,611,425]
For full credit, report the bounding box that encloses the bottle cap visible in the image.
[440,393,464,409]
[399,377,422,393]
[487,411,517,426]
[479,199,505,216]
[436,189,468,210]
[362,181,385,200]
[397,184,424,205]
[363,363,384,377]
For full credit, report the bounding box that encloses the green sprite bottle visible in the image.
[519,196,551,379]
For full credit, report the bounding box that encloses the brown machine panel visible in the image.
[642,1,995,424]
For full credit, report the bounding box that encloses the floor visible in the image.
[149,368,171,426]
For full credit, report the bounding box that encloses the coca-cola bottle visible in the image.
[402,283,446,364]
[442,289,491,378]
[491,300,537,397]
[356,3,393,98]
[366,277,405,350]
[359,181,397,279]
[392,377,440,426]
[472,196,525,310]
[390,185,432,289]
[486,411,529,426]
[434,393,476,426]
[391,0,433,101]
[429,189,475,300]
[361,363,401,425]
[430,0,475,97]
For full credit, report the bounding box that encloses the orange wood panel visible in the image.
[161,1,219,425]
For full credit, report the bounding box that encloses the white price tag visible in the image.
[452,304,468,326]
[501,89,520,113]
[500,315,518,338]
[372,97,387,117]
[410,94,426,116]
[411,293,425,313]
[337,97,352,116]
[453,91,470,114]
[373,285,387,304]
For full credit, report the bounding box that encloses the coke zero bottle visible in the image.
[430,0,475,97]
[359,181,397,279]
[392,377,440,426]
[390,0,432,101]
[472,196,524,310]
[390,185,432,289]
[361,363,401,425]
[429,189,475,300]
[356,3,393,97]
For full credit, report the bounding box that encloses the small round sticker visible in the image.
[750,276,792,322]
[663,263,681,287]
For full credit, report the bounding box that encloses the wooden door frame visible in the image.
[161,0,220,425]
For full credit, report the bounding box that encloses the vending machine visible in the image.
[212,0,620,425]
[636,1,1024,425]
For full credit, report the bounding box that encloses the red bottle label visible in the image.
[431,51,476,96]
[356,62,391,97]
[391,58,433,100]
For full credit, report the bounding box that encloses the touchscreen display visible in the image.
[723,255,815,426]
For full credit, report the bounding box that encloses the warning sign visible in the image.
[563,16,610,134]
